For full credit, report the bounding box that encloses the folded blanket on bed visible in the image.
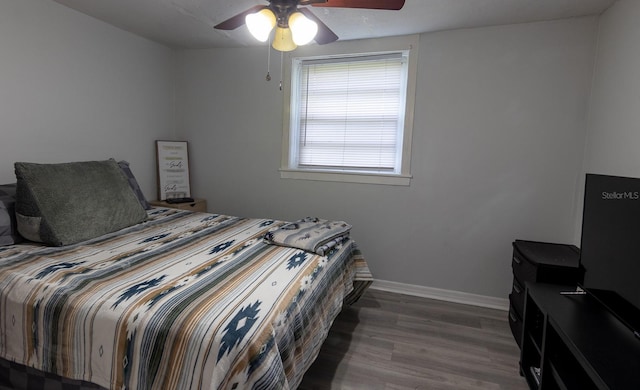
[264,217,352,255]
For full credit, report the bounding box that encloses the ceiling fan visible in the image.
[214,0,406,51]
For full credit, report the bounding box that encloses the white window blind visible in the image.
[290,52,408,173]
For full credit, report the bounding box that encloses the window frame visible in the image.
[280,35,419,186]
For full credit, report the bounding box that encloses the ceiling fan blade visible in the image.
[299,0,328,5]
[298,8,338,45]
[312,0,405,10]
[214,5,267,30]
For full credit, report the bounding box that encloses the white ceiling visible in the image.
[51,0,616,50]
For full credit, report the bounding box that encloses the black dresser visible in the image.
[508,240,584,348]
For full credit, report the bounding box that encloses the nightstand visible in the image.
[149,198,207,213]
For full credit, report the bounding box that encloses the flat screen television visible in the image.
[580,173,640,338]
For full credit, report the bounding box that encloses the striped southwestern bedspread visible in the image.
[0,208,372,389]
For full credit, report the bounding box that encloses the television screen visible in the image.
[580,173,640,317]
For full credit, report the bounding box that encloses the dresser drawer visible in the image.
[511,251,537,284]
[512,254,585,285]
[510,278,525,318]
[508,303,523,349]
[512,240,584,284]
[512,253,584,286]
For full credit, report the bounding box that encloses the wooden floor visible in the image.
[299,289,528,390]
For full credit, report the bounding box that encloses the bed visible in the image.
[0,160,372,390]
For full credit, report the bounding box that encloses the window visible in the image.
[281,36,418,186]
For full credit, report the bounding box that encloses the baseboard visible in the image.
[370,279,509,311]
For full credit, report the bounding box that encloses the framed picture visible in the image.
[156,140,191,200]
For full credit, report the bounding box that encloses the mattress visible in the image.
[0,208,371,389]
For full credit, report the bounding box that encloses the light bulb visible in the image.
[272,27,297,52]
[288,12,318,46]
[245,9,276,42]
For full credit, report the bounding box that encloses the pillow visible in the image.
[116,160,151,210]
[0,183,22,246]
[14,160,148,246]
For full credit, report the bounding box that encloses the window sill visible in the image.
[279,168,411,186]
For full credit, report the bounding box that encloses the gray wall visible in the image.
[573,0,640,242]
[0,0,176,197]
[583,0,640,177]
[176,17,598,299]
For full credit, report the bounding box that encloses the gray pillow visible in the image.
[15,160,148,246]
[116,160,151,210]
[0,183,22,246]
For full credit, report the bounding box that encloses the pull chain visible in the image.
[279,51,284,91]
[265,37,272,81]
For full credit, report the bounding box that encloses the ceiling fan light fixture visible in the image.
[245,9,276,42]
[288,11,318,46]
[272,27,297,52]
